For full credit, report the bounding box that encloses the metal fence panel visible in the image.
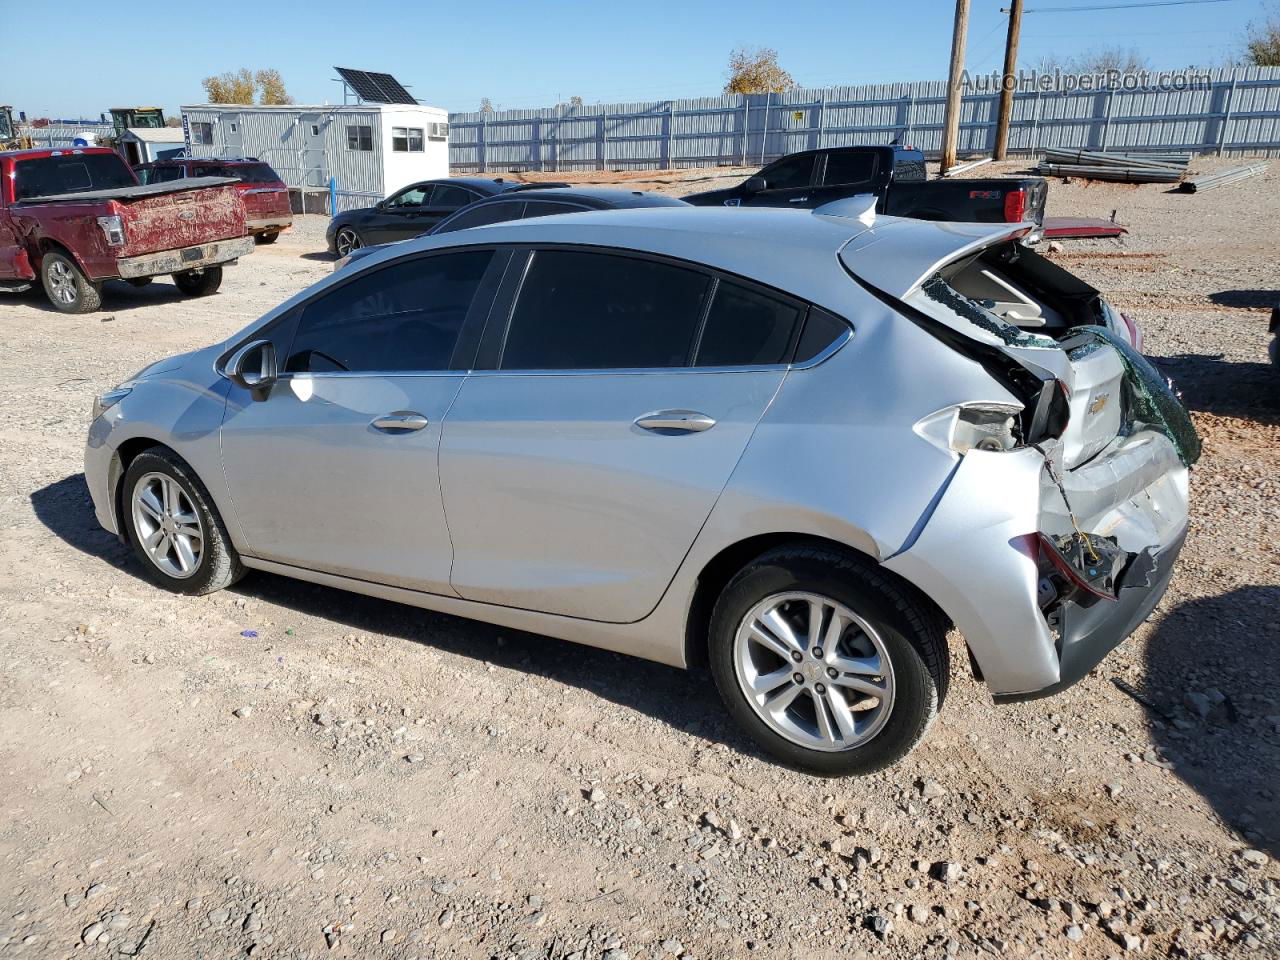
[448,67,1280,172]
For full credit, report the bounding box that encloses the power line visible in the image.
[1007,0,1237,11]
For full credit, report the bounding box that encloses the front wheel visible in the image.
[708,545,950,776]
[172,267,222,297]
[41,251,102,313]
[255,232,279,245]
[334,227,362,257]
[121,447,244,595]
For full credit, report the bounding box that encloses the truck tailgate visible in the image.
[119,183,246,257]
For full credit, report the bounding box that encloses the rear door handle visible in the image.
[634,410,716,433]
[789,196,810,203]
[371,411,429,432]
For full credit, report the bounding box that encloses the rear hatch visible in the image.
[118,182,247,256]
[839,218,1198,473]
[195,162,290,219]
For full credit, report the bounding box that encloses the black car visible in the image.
[684,145,1048,232]
[333,187,689,270]
[325,178,565,255]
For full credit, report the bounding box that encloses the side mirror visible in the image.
[374,199,386,210]
[225,339,277,398]
[743,176,767,193]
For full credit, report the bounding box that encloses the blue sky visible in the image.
[6,0,1268,119]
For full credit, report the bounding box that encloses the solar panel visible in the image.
[335,67,417,105]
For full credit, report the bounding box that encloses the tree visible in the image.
[202,68,256,104]
[1245,5,1280,65]
[479,97,495,114]
[164,116,183,128]
[724,46,796,95]
[1034,47,1150,74]
[255,68,292,105]
[568,95,584,107]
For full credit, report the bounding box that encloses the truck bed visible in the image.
[14,176,239,204]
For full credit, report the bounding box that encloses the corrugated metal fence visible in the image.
[448,67,1280,172]
[18,124,116,149]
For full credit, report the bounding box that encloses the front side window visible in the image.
[191,122,214,145]
[392,126,425,152]
[823,151,878,187]
[285,251,493,374]
[501,250,711,370]
[694,281,804,366]
[758,154,814,191]
[346,125,373,151]
[387,185,430,208]
[435,200,525,234]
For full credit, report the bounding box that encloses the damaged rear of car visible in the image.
[842,219,1197,702]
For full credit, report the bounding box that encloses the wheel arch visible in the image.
[35,237,91,275]
[682,532,953,671]
[109,437,170,540]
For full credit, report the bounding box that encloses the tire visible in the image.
[708,545,950,777]
[172,266,223,297]
[334,227,363,257]
[121,447,245,596]
[126,277,154,288]
[41,251,102,313]
[255,232,279,245]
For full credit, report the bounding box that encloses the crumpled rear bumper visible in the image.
[884,430,1188,699]
[117,235,255,279]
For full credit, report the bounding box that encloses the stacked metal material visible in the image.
[1179,162,1269,193]
[1037,149,1190,184]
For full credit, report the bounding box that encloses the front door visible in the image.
[219,248,500,593]
[366,183,434,243]
[740,152,819,209]
[441,248,802,622]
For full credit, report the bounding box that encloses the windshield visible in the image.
[14,153,137,200]
[192,162,281,184]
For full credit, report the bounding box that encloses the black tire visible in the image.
[172,266,223,297]
[126,277,154,288]
[708,545,950,777]
[255,232,279,245]
[41,251,102,313]
[334,226,363,257]
[121,447,245,596]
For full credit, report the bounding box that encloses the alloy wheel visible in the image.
[335,228,361,257]
[47,260,78,304]
[131,472,204,579]
[733,591,895,752]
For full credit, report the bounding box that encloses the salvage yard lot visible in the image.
[0,158,1276,959]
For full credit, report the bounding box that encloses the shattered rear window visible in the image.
[1067,326,1202,467]
[919,273,1057,350]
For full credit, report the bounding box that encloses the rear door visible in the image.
[416,184,480,232]
[218,248,505,592]
[439,248,801,622]
[810,149,887,207]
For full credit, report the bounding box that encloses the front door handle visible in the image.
[634,410,716,433]
[789,196,810,203]
[371,411,429,432]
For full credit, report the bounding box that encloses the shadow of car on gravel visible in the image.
[1207,289,1277,309]
[1150,353,1280,423]
[1140,586,1280,858]
[31,473,757,763]
[17,278,206,315]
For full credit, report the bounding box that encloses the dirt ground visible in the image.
[0,159,1276,960]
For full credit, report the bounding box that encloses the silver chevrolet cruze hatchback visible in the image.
[85,206,1197,775]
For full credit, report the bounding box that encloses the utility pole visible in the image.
[993,0,1024,160]
[940,0,971,175]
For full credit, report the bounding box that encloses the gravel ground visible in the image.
[0,160,1276,960]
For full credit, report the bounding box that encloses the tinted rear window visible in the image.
[191,162,281,184]
[519,201,588,219]
[435,200,525,234]
[694,281,803,366]
[823,152,878,187]
[14,153,136,199]
[501,250,710,370]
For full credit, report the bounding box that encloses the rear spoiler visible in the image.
[836,217,1033,300]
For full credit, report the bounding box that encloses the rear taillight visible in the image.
[1119,311,1143,352]
[1003,189,1027,223]
[96,215,125,246]
[1034,533,1119,602]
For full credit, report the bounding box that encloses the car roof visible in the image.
[445,176,526,193]
[0,146,118,161]
[480,186,688,208]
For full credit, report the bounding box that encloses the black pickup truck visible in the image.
[684,145,1048,233]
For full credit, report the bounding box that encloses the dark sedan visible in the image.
[334,187,689,270]
[325,177,562,255]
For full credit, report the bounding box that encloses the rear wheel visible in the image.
[41,251,102,313]
[172,267,223,297]
[708,545,949,776]
[255,232,279,245]
[334,227,362,257]
[121,448,244,595]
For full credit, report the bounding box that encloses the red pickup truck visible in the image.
[0,147,254,313]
